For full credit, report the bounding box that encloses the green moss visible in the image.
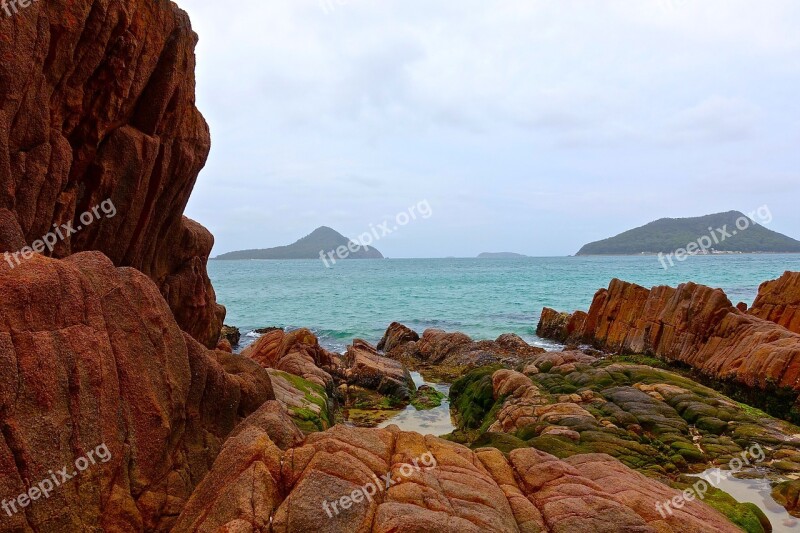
[273,371,333,432]
[671,478,770,533]
[695,416,729,435]
[735,401,770,419]
[290,407,329,433]
[450,366,504,430]
[471,432,528,454]
[772,479,800,518]
[410,387,445,410]
[609,353,670,369]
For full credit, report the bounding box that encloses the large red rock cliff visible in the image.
[0,0,222,347]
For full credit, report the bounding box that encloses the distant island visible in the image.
[577,211,800,255]
[214,226,384,260]
[477,252,529,258]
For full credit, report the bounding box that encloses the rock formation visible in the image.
[451,349,800,474]
[380,323,546,380]
[0,253,272,531]
[750,271,800,334]
[537,278,800,420]
[241,328,339,391]
[241,330,419,430]
[173,417,744,532]
[343,340,416,401]
[0,0,222,348]
[377,322,420,353]
[219,325,242,347]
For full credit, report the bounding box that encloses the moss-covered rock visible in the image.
[410,385,445,410]
[450,365,504,430]
[268,370,333,433]
[671,477,771,533]
[772,479,800,518]
[339,384,406,427]
[449,355,800,483]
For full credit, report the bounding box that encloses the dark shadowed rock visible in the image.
[377,322,420,352]
[220,325,242,346]
[381,324,546,380]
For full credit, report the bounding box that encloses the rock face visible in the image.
[537,278,800,418]
[381,324,546,380]
[452,352,800,474]
[377,322,420,353]
[174,418,742,532]
[344,340,416,400]
[537,308,587,343]
[241,328,338,391]
[0,253,272,531]
[219,325,242,347]
[0,0,222,348]
[750,271,800,334]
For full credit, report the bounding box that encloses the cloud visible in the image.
[181,0,800,256]
[665,96,761,144]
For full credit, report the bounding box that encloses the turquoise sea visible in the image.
[208,254,800,353]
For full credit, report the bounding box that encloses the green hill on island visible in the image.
[577,211,800,255]
[214,226,384,260]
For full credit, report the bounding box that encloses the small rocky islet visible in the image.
[2,0,800,531]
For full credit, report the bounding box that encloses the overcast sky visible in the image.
[181,0,800,257]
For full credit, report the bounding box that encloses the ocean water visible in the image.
[208,254,800,353]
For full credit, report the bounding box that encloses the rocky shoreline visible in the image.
[536,272,800,423]
[2,0,800,531]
